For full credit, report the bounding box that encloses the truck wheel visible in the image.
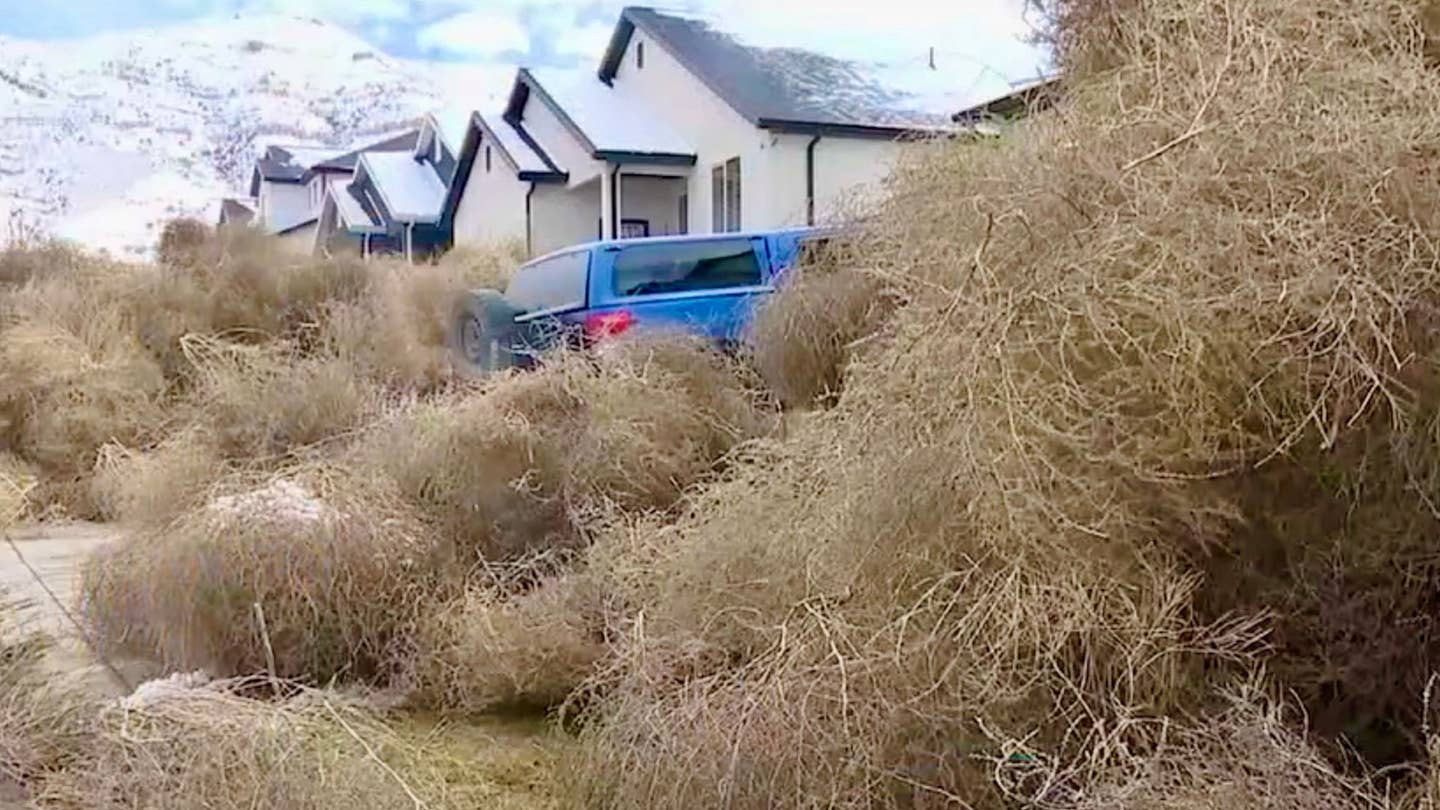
[450,289,527,378]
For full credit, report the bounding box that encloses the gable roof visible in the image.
[324,184,383,234]
[439,110,567,240]
[424,107,474,158]
[599,6,1021,136]
[248,142,353,196]
[505,67,695,165]
[218,198,256,226]
[274,216,318,236]
[354,151,448,224]
[478,111,564,179]
[307,129,420,176]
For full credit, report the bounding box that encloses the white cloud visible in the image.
[421,60,519,109]
[552,20,613,60]
[239,0,412,24]
[416,9,531,57]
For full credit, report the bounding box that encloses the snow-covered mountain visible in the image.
[0,15,460,257]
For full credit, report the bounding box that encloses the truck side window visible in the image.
[612,239,761,297]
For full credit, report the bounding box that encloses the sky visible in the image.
[0,0,1051,87]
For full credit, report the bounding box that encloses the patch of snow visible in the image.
[529,68,694,157]
[481,112,555,176]
[432,106,475,156]
[649,8,1051,130]
[274,145,346,170]
[0,14,458,257]
[358,152,447,223]
[121,670,214,710]
[207,479,334,529]
[328,185,376,230]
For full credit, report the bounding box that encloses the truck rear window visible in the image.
[611,239,761,298]
[506,250,590,313]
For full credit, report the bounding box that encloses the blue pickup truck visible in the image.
[450,227,836,375]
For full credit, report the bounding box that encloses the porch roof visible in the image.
[357,152,448,224]
[508,67,696,164]
[329,184,379,232]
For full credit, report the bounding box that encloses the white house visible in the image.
[217,197,256,228]
[244,131,420,254]
[313,113,460,261]
[445,6,1051,257]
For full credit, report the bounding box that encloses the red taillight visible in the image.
[584,309,635,340]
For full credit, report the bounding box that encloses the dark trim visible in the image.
[757,118,938,140]
[274,216,318,236]
[953,76,1060,123]
[598,16,637,84]
[505,116,566,176]
[594,149,696,166]
[441,113,568,249]
[620,218,650,238]
[513,66,696,165]
[609,165,620,240]
[503,69,530,121]
[525,183,536,258]
[510,69,601,156]
[600,9,761,128]
[805,135,820,227]
[601,8,1039,137]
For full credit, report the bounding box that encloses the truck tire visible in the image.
[450,289,527,378]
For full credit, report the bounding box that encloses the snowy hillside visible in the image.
[0,15,458,258]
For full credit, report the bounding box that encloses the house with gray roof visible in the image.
[243,130,421,255]
[312,114,460,261]
[445,6,1052,257]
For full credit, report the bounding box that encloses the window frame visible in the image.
[506,249,592,316]
[710,158,742,233]
[620,219,650,239]
[607,237,764,300]
[724,157,741,233]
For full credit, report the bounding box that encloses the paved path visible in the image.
[2,521,115,636]
[1,522,158,697]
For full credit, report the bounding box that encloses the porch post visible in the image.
[613,166,623,238]
[600,164,616,240]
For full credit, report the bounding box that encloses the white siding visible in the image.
[260,181,311,232]
[607,30,916,234]
[520,92,605,188]
[453,156,531,249]
[275,221,318,256]
[763,134,908,226]
[531,181,601,256]
[606,31,767,233]
[814,138,903,222]
[617,174,685,237]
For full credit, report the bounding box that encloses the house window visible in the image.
[678,193,688,235]
[711,158,741,233]
[636,41,645,70]
[485,146,492,173]
[725,157,741,231]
